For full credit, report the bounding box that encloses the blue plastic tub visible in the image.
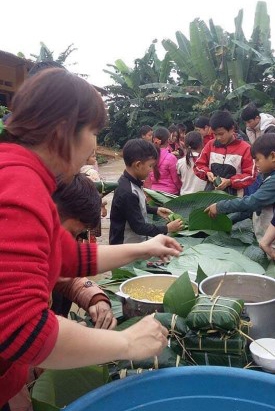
[66,366,275,410]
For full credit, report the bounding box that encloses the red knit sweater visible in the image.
[0,143,97,405]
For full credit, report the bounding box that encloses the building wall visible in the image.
[0,52,29,106]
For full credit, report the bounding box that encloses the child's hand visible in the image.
[204,203,218,218]
[216,178,231,191]
[157,207,172,220]
[167,219,184,233]
[139,234,182,262]
[206,172,215,182]
[101,205,107,218]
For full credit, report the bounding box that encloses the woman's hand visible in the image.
[121,315,168,360]
[139,234,182,262]
[88,301,117,329]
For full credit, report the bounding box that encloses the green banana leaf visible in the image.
[31,366,109,410]
[189,18,217,86]
[195,265,207,286]
[266,260,275,278]
[164,191,235,222]
[174,236,204,249]
[203,231,248,254]
[243,244,270,269]
[108,346,186,381]
[230,219,254,244]
[144,188,178,205]
[94,181,118,196]
[115,316,142,331]
[166,244,265,276]
[163,272,196,318]
[189,208,232,232]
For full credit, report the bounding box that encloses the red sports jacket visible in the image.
[193,136,256,191]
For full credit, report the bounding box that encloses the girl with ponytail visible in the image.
[177,131,206,195]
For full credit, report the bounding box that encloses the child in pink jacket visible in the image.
[147,127,181,194]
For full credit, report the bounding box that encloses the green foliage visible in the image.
[102,1,275,147]
[0,106,9,118]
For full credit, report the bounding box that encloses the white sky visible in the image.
[2,0,275,87]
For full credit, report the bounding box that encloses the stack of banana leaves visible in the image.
[184,295,250,367]
[108,313,189,380]
[31,274,255,409]
[144,189,274,276]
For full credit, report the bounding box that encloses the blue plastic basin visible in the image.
[66,366,275,410]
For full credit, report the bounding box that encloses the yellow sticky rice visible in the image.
[125,285,165,303]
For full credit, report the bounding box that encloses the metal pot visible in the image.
[117,274,197,319]
[199,273,275,340]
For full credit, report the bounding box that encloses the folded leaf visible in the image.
[163,272,196,318]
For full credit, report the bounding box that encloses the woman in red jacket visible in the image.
[0,68,181,407]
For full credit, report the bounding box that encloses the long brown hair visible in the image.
[3,68,107,162]
[152,127,170,181]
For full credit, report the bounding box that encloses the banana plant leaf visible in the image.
[184,329,247,355]
[113,259,171,276]
[230,219,254,244]
[31,366,109,411]
[144,188,178,205]
[243,244,270,270]
[203,231,247,253]
[266,260,275,278]
[166,244,265,276]
[108,346,186,381]
[111,267,136,279]
[189,208,232,232]
[186,295,244,332]
[94,181,118,196]
[163,272,196,318]
[115,316,142,331]
[195,265,207,286]
[175,229,216,236]
[188,350,249,368]
[164,191,235,222]
[174,236,204,249]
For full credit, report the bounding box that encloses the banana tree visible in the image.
[101,41,185,146]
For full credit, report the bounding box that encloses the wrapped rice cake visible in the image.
[186,295,244,332]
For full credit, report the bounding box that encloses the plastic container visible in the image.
[66,366,275,410]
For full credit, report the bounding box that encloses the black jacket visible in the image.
[109,171,168,244]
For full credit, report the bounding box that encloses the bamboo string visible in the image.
[238,329,275,358]
[210,272,227,301]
